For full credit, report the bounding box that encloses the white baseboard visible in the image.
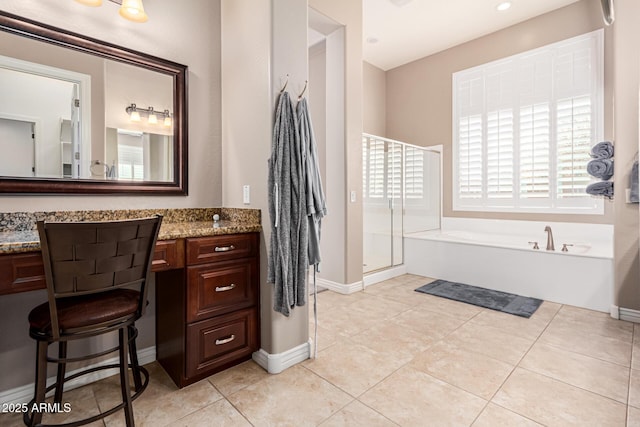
[252,340,310,374]
[363,265,407,287]
[0,346,156,406]
[610,305,620,320]
[311,276,363,294]
[617,306,640,323]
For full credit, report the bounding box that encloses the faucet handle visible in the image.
[528,241,539,250]
[561,243,574,252]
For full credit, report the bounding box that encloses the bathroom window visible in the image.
[452,30,604,214]
[117,143,144,180]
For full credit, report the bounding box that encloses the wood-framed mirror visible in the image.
[0,10,188,194]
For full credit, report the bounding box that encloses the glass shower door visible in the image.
[404,147,441,234]
[362,136,403,273]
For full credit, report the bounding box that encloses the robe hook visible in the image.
[298,80,308,100]
[280,74,289,93]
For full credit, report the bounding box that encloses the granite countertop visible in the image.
[0,208,261,255]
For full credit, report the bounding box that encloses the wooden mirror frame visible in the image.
[0,11,188,195]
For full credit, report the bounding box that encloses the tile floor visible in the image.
[2,274,639,426]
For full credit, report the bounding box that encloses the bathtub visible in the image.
[404,218,613,313]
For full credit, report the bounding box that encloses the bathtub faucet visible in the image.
[544,226,555,251]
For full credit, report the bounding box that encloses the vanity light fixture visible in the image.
[163,111,172,127]
[126,103,172,125]
[74,0,148,23]
[147,107,158,124]
[128,104,141,122]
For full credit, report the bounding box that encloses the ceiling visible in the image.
[363,0,583,71]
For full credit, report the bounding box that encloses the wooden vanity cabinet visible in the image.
[156,232,260,388]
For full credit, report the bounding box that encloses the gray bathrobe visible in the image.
[267,92,309,316]
[297,97,327,270]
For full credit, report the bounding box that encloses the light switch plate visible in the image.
[350,190,356,203]
[243,185,250,204]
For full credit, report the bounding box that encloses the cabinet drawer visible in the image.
[186,233,257,265]
[0,253,46,295]
[187,258,257,322]
[152,239,184,272]
[186,308,258,378]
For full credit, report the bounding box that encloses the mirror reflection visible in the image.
[0,11,187,194]
[0,23,175,184]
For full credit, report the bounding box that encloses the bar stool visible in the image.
[24,215,162,427]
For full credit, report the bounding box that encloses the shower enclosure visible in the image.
[362,134,440,274]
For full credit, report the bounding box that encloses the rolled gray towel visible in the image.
[586,181,613,199]
[630,161,639,203]
[591,141,614,159]
[587,159,613,180]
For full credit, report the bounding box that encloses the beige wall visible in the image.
[309,0,363,285]
[363,61,386,137]
[386,0,613,224]
[613,0,640,310]
[221,0,309,356]
[0,0,221,391]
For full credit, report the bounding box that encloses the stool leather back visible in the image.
[37,215,162,339]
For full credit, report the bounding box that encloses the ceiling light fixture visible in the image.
[366,37,379,44]
[496,2,512,11]
[74,0,148,23]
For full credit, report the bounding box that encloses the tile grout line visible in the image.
[297,364,357,425]
[468,303,564,425]
[627,324,636,425]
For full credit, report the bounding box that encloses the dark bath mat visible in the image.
[415,280,543,318]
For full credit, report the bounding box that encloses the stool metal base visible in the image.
[23,364,148,427]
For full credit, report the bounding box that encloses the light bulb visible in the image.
[130,111,141,122]
[148,113,158,124]
[119,0,148,23]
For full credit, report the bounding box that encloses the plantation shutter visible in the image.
[387,143,402,199]
[554,36,595,200]
[519,50,552,201]
[405,146,424,200]
[367,138,385,198]
[456,72,483,201]
[117,143,144,180]
[485,64,514,200]
[519,103,550,199]
[453,30,603,214]
[362,137,368,197]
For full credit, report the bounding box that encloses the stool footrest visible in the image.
[23,364,149,427]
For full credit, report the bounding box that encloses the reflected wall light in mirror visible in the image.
[126,104,172,127]
[74,0,149,23]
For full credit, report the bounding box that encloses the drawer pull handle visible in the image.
[215,335,235,345]
[214,245,235,252]
[215,284,236,292]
